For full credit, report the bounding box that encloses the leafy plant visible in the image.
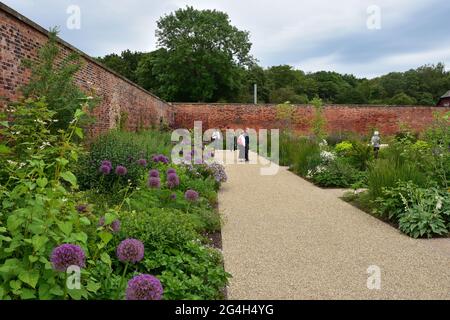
[20,28,97,130]
[312,158,365,188]
[0,100,100,300]
[311,97,327,140]
[398,186,449,238]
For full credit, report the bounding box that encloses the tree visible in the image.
[389,92,417,105]
[152,6,253,102]
[97,50,145,83]
[21,28,96,130]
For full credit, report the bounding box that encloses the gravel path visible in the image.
[217,150,450,300]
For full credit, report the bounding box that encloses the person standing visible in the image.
[371,131,381,159]
[212,129,222,150]
[237,131,246,162]
[244,128,250,162]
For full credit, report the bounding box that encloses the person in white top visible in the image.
[237,132,246,161]
[212,129,222,150]
[371,131,381,159]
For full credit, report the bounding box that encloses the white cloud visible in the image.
[2,0,448,77]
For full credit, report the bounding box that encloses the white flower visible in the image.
[319,139,328,148]
[39,142,51,150]
[436,198,443,210]
[320,151,336,162]
[7,160,17,166]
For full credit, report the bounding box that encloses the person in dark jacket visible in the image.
[244,128,250,162]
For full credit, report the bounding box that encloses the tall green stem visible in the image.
[116,263,129,300]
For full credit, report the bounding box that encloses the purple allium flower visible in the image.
[170,193,177,200]
[137,158,148,167]
[101,160,112,168]
[51,244,86,272]
[126,274,163,300]
[76,204,88,213]
[152,154,169,164]
[111,219,121,233]
[166,168,176,175]
[115,165,128,176]
[98,216,121,233]
[147,177,161,189]
[149,169,160,178]
[166,173,180,189]
[100,164,111,175]
[116,239,144,263]
[185,189,199,202]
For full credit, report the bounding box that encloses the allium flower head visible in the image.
[100,164,111,175]
[98,216,121,233]
[170,193,177,200]
[185,189,199,202]
[148,177,161,189]
[149,169,160,178]
[76,204,88,213]
[137,159,148,167]
[166,168,176,175]
[126,274,163,300]
[51,244,86,272]
[152,154,169,164]
[115,165,128,176]
[116,239,144,263]
[166,173,180,189]
[101,160,112,168]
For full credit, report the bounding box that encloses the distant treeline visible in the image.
[97,7,450,105]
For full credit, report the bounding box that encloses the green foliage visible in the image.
[151,6,253,102]
[311,97,327,139]
[20,28,96,130]
[347,141,373,171]
[312,159,365,188]
[121,210,198,251]
[0,100,99,300]
[76,130,171,194]
[367,159,427,201]
[290,139,322,176]
[397,186,449,238]
[335,141,353,155]
[275,102,297,129]
[143,242,229,300]
[97,50,145,84]
[389,92,417,105]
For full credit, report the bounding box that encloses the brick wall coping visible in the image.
[171,103,439,108]
[0,2,169,105]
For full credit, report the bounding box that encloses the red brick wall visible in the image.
[173,103,450,135]
[0,4,174,136]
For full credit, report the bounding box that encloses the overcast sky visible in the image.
[3,0,450,78]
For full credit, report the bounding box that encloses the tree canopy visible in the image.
[97,7,450,105]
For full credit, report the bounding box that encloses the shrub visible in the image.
[335,141,353,155]
[347,141,373,171]
[312,158,365,188]
[20,28,96,130]
[0,101,106,300]
[367,158,427,200]
[77,130,172,194]
[121,209,198,251]
[290,138,321,176]
[397,186,449,238]
[372,181,417,222]
[143,242,230,300]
